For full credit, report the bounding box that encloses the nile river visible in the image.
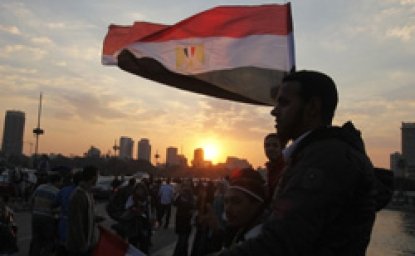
[368,209,415,256]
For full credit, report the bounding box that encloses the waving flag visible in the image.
[102,3,295,106]
[92,227,146,256]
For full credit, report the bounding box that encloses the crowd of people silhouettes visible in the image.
[0,70,394,256]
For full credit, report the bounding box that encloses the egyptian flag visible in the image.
[92,227,146,256]
[102,3,295,106]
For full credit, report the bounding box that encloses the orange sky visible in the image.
[1,0,414,170]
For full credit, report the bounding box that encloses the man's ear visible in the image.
[304,97,322,122]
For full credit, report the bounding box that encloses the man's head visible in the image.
[81,165,98,187]
[128,177,137,187]
[48,173,63,188]
[224,168,265,228]
[133,183,148,202]
[72,170,83,186]
[264,133,282,162]
[271,70,338,141]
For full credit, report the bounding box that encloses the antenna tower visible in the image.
[112,139,119,157]
[33,93,44,158]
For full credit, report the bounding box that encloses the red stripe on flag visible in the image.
[141,3,292,42]
[103,22,167,55]
[103,3,293,55]
[92,227,129,256]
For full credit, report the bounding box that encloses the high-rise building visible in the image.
[166,147,179,166]
[177,154,188,167]
[192,148,204,167]
[137,138,151,162]
[402,122,415,170]
[390,152,404,178]
[119,136,133,159]
[1,110,25,156]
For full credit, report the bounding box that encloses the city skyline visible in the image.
[0,114,250,167]
[1,1,414,169]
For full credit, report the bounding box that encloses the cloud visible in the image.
[126,12,147,22]
[311,2,414,45]
[30,36,54,46]
[0,65,37,75]
[54,61,67,67]
[56,91,127,122]
[386,25,415,41]
[64,45,101,61]
[400,0,415,5]
[0,44,48,60]
[1,2,32,21]
[0,24,21,35]
[45,21,97,31]
[46,22,66,29]
[198,98,273,140]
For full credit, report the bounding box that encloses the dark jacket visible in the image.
[66,186,98,253]
[0,203,18,254]
[266,156,285,201]
[174,189,195,234]
[219,122,379,256]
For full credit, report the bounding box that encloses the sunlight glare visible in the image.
[202,141,220,163]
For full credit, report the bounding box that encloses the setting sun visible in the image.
[199,139,221,164]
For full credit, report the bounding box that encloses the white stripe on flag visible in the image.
[125,245,146,256]
[104,33,294,74]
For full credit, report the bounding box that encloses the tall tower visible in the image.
[119,136,134,159]
[166,147,179,166]
[402,122,415,176]
[154,150,160,166]
[33,93,44,158]
[192,148,204,167]
[112,139,119,157]
[137,138,151,162]
[390,152,404,178]
[1,110,25,156]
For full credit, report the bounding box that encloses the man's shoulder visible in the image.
[160,184,172,191]
[299,137,370,172]
[70,187,89,200]
[291,134,373,187]
[36,183,60,193]
[297,126,366,158]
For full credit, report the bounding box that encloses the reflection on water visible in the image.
[367,209,415,256]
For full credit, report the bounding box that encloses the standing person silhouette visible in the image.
[263,133,286,199]
[66,166,99,256]
[158,178,174,229]
[215,70,378,256]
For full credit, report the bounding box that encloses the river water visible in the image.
[368,209,415,256]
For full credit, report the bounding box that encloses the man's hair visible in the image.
[283,70,338,124]
[264,133,278,141]
[82,165,98,182]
